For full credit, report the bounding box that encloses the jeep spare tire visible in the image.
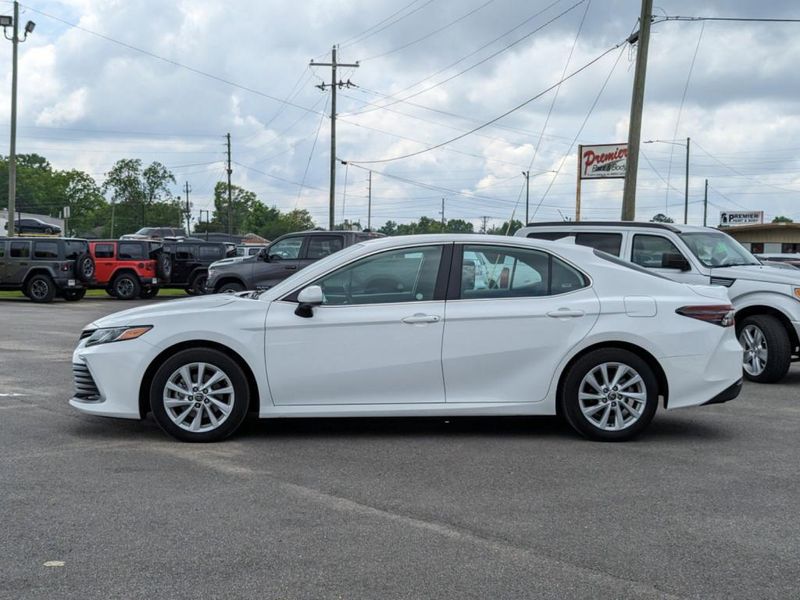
[156,252,173,281]
[76,253,95,283]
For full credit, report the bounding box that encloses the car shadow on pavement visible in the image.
[68,411,732,444]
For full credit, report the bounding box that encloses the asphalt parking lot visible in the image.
[1,297,798,599]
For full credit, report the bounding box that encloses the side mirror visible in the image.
[268,253,282,262]
[661,252,691,271]
[295,285,324,318]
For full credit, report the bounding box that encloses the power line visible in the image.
[344,41,623,165]
[294,95,329,209]
[338,0,431,48]
[345,0,583,117]
[360,0,495,61]
[656,15,800,24]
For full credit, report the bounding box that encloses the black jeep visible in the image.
[0,237,95,302]
[162,241,235,295]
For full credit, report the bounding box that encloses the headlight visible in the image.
[85,326,152,347]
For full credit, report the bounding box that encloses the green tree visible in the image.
[487,219,523,235]
[772,215,793,223]
[210,181,258,234]
[103,159,180,236]
[444,219,474,233]
[650,213,674,223]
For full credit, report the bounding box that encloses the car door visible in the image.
[253,235,306,288]
[92,243,116,285]
[265,243,451,405]
[629,233,708,284]
[442,244,600,404]
[7,241,31,284]
[0,240,6,284]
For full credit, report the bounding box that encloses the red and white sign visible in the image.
[579,143,628,179]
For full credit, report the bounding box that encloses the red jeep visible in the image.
[89,240,172,300]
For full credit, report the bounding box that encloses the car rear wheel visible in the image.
[737,315,791,383]
[219,281,244,294]
[26,275,56,303]
[62,289,86,301]
[150,349,249,442]
[561,348,658,442]
[112,273,141,300]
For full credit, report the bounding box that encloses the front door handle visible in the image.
[402,314,440,324]
[546,308,585,318]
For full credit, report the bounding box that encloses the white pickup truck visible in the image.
[516,221,800,383]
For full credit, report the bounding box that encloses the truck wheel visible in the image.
[112,273,141,300]
[26,275,56,303]
[737,315,791,383]
[63,289,86,301]
[190,274,208,296]
[219,282,244,294]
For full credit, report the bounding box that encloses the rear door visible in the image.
[442,243,600,404]
[92,243,116,285]
[7,241,31,284]
[303,235,344,266]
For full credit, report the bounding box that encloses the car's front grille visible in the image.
[72,363,101,402]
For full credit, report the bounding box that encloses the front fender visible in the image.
[732,290,800,322]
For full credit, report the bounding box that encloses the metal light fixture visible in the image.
[24,20,35,34]
[0,15,12,28]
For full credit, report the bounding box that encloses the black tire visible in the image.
[105,287,117,298]
[561,348,659,442]
[26,274,56,303]
[185,287,196,296]
[156,252,173,281]
[44,227,53,235]
[139,287,159,299]
[190,273,208,296]
[75,254,95,283]
[218,281,245,294]
[150,348,250,442]
[62,288,86,301]
[737,314,791,383]
[112,273,141,300]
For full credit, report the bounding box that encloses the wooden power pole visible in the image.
[621,0,653,221]
[226,133,233,236]
[310,46,359,230]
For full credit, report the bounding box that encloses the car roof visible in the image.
[520,221,719,234]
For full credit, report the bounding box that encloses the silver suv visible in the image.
[516,221,800,383]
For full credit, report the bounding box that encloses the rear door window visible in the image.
[10,241,30,258]
[94,244,115,259]
[33,241,59,259]
[575,233,622,256]
[118,242,144,260]
[176,245,197,260]
[306,236,344,260]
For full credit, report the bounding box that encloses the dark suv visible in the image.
[162,241,236,295]
[0,237,95,302]
[206,230,382,293]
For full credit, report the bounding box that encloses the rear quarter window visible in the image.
[199,246,223,260]
[118,243,145,260]
[33,241,59,259]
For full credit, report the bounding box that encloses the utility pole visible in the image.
[684,136,690,225]
[199,209,210,241]
[522,170,530,224]
[310,46,359,230]
[440,198,445,229]
[367,170,372,231]
[703,178,708,227]
[621,0,653,221]
[183,181,192,233]
[226,133,233,237]
[480,216,490,234]
[3,2,35,238]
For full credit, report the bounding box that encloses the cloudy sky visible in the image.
[1,0,799,230]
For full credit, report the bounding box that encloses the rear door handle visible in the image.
[402,314,440,324]
[546,308,585,318]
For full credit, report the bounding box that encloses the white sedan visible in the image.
[70,234,743,442]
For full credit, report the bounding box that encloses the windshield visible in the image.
[679,231,760,268]
[135,228,155,236]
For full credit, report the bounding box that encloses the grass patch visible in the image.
[0,288,190,299]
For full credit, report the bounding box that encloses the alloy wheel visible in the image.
[116,278,134,297]
[578,362,647,432]
[30,279,50,300]
[163,362,235,433]
[739,324,768,376]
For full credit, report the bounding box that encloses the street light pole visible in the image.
[644,138,690,223]
[2,2,35,238]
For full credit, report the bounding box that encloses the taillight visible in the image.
[676,305,735,327]
[61,262,71,272]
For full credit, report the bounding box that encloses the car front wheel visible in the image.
[561,348,658,442]
[150,348,249,442]
[737,315,791,383]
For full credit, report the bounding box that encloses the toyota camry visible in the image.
[70,234,743,442]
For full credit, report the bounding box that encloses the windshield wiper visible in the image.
[714,262,759,268]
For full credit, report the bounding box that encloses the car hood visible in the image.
[711,264,800,286]
[88,295,240,329]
